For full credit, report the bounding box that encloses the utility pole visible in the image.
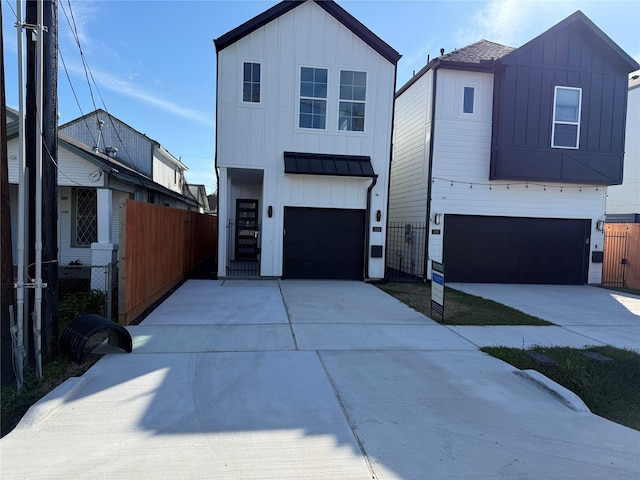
[1,2,17,386]
[41,0,58,361]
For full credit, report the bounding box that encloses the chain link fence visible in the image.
[59,262,118,325]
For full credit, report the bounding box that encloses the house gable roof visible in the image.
[498,10,640,72]
[214,0,401,64]
[397,40,514,97]
[397,11,639,98]
[440,40,515,65]
[59,133,198,207]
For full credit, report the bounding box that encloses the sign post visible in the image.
[431,261,445,320]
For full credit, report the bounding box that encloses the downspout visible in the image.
[423,64,439,281]
[213,40,221,274]
[364,174,378,280]
[384,61,399,282]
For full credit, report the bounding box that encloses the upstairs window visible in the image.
[552,86,581,149]
[463,86,475,114]
[339,70,366,131]
[299,67,327,129]
[242,62,261,103]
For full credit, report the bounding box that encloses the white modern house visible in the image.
[214,0,400,280]
[7,107,202,272]
[388,11,639,285]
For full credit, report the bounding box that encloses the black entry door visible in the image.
[283,207,365,280]
[443,215,590,284]
[235,199,259,259]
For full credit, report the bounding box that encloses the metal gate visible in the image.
[385,223,427,282]
[602,232,627,288]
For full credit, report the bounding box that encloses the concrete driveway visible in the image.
[1,280,639,479]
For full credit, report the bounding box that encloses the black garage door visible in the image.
[443,215,590,284]
[283,207,365,280]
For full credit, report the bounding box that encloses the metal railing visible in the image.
[226,220,261,277]
[385,222,427,282]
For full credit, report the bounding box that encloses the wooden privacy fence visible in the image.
[118,200,217,324]
[603,223,640,291]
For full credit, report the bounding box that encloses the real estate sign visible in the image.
[431,261,444,318]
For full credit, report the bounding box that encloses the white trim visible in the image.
[297,65,329,131]
[337,69,368,133]
[551,86,582,149]
[240,61,263,106]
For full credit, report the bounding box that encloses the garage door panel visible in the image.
[443,215,590,284]
[283,208,365,280]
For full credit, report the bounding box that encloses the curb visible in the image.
[514,369,591,413]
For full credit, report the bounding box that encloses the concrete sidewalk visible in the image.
[447,283,640,350]
[1,280,639,479]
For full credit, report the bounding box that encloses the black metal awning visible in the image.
[284,151,375,177]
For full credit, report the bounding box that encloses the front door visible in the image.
[235,199,259,259]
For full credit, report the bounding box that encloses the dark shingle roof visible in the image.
[440,40,515,64]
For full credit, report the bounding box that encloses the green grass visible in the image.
[1,352,102,437]
[481,345,640,431]
[377,281,551,325]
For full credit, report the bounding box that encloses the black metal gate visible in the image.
[385,223,427,282]
[602,232,627,288]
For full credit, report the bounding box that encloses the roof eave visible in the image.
[214,0,400,65]
[499,10,640,72]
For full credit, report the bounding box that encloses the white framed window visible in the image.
[72,188,97,247]
[242,62,261,103]
[552,86,581,149]
[463,86,475,114]
[299,67,328,129]
[339,70,366,131]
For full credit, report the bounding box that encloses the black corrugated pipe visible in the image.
[364,174,378,280]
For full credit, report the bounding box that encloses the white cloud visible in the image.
[58,0,99,53]
[59,55,214,127]
[454,0,586,47]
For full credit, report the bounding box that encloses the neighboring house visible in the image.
[606,74,640,222]
[187,184,212,214]
[7,107,201,271]
[59,109,190,200]
[214,0,400,280]
[603,73,640,290]
[388,11,639,285]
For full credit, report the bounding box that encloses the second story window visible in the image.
[339,70,366,131]
[243,62,261,103]
[552,86,581,149]
[299,67,327,129]
[463,86,475,114]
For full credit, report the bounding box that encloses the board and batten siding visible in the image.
[217,1,396,278]
[429,68,605,283]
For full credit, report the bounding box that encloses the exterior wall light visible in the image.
[268,205,273,218]
[376,210,382,222]
[434,213,441,225]
[596,220,605,231]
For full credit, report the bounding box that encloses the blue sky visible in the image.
[3,0,639,195]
